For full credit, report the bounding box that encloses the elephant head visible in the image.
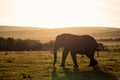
[53,34,65,66]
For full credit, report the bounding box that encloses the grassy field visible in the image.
[0,51,120,80]
[0,26,120,80]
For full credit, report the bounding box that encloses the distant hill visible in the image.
[0,26,120,43]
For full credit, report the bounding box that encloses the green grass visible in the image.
[0,51,120,80]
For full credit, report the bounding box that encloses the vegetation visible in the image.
[0,26,120,80]
[0,37,42,51]
[98,38,120,42]
[0,37,120,52]
[0,51,120,80]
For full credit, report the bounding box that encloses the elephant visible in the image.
[53,33,98,67]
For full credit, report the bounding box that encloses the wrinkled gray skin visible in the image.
[53,33,98,67]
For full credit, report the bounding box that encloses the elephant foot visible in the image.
[60,64,65,67]
[53,63,55,66]
[74,65,78,68]
[89,59,98,67]
[88,64,96,67]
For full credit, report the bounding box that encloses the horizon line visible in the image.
[0,24,119,29]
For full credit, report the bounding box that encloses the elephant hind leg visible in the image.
[85,51,98,67]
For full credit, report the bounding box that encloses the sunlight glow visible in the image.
[0,0,120,28]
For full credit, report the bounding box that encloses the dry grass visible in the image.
[0,51,120,80]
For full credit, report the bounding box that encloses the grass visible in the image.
[0,51,120,80]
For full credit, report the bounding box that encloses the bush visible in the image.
[0,37,42,51]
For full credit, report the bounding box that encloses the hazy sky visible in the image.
[0,0,120,28]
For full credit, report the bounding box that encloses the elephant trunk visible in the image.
[53,40,59,66]
[53,50,57,66]
[53,36,62,66]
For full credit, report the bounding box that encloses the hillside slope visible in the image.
[0,26,120,42]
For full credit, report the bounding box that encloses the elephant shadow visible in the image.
[52,67,117,80]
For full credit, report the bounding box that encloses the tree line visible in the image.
[0,37,43,51]
[97,38,120,42]
[0,37,120,51]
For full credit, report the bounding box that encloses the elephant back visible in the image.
[54,34,98,51]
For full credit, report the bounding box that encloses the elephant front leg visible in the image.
[89,58,98,67]
[86,51,98,67]
[60,49,69,67]
[71,51,78,67]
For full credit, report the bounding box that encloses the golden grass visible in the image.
[0,51,120,80]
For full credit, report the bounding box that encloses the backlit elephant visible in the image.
[53,33,98,67]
